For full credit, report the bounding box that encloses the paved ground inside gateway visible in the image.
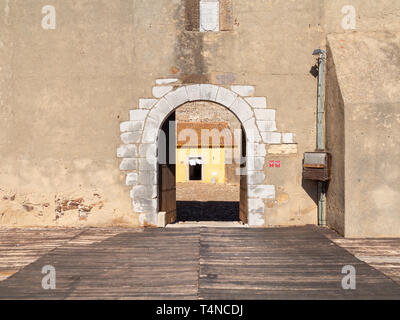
[0,226,400,300]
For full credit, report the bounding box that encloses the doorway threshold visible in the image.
[166,221,248,228]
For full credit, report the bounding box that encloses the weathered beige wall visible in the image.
[327,32,400,237]
[0,0,136,227]
[0,0,399,232]
[325,45,345,235]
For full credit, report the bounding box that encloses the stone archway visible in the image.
[118,82,291,227]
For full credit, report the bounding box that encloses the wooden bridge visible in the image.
[0,226,399,299]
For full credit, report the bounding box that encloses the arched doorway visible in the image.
[120,84,277,227]
[157,100,246,225]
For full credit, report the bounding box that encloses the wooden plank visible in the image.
[0,226,399,299]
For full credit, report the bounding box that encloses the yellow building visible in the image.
[176,122,238,184]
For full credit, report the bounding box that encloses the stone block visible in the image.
[142,117,160,143]
[126,172,138,186]
[186,84,201,101]
[121,132,141,144]
[248,213,265,226]
[230,98,254,123]
[117,144,137,158]
[148,98,173,123]
[119,158,137,171]
[248,185,276,199]
[139,143,157,158]
[130,109,149,121]
[261,132,281,144]
[248,198,265,214]
[139,99,157,109]
[242,117,262,143]
[133,198,158,214]
[164,87,189,108]
[156,78,178,85]
[139,157,157,171]
[120,121,144,133]
[254,109,276,121]
[247,143,267,157]
[138,171,157,185]
[245,97,267,109]
[282,133,295,144]
[152,86,173,98]
[200,84,218,101]
[247,171,266,185]
[231,85,255,97]
[157,212,167,228]
[131,185,157,200]
[215,86,237,108]
[257,121,277,132]
[246,157,265,171]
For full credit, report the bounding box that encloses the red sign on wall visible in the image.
[269,161,275,168]
[269,160,281,168]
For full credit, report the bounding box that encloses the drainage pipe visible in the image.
[315,49,327,226]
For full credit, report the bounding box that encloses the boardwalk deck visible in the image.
[0,226,399,300]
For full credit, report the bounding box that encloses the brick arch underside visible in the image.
[119,84,281,227]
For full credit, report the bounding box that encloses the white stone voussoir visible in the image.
[247,143,267,157]
[139,157,157,171]
[142,117,161,144]
[130,109,149,121]
[230,98,254,123]
[121,132,141,144]
[139,99,158,109]
[139,143,157,158]
[243,117,262,143]
[120,121,144,133]
[148,98,173,123]
[215,86,238,108]
[117,144,137,158]
[254,109,276,121]
[164,87,189,108]
[245,97,267,109]
[246,157,265,171]
[200,84,219,101]
[185,84,201,101]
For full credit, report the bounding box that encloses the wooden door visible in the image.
[158,112,177,225]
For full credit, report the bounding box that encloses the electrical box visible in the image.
[302,152,331,181]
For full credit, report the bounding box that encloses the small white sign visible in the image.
[200,0,220,32]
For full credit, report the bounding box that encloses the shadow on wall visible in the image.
[301,179,318,206]
[177,201,240,222]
